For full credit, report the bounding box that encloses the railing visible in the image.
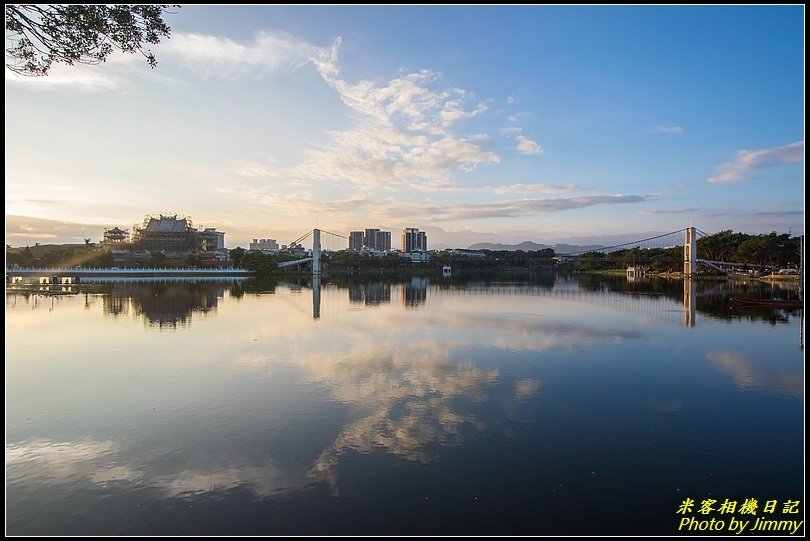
[6,267,248,274]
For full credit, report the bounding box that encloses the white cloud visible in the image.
[236,163,278,178]
[162,31,318,79]
[4,50,143,90]
[5,30,324,90]
[515,135,542,155]
[378,194,646,221]
[648,126,684,134]
[508,112,534,124]
[299,42,500,189]
[492,183,582,194]
[635,207,703,215]
[5,66,121,90]
[707,140,804,183]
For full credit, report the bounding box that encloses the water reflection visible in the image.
[684,278,695,327]
[5,274,804,535]
[707,351,804,397]
[7,274,801,328]
[103,282,227,328]
[6,437,307,499]
[306,345,500,471]
[348,282,391,305]
[403,277,428,307]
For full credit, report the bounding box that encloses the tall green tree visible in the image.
[229,247,246,268]
[243,251,278,275]
[5,5,179,76]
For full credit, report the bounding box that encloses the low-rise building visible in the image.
[249,238,279,252]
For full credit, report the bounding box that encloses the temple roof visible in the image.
[143,215,190,233]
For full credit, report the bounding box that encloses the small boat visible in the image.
[730,297,804,309]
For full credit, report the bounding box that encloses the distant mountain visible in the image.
[468,241,551,251]
[467,241,606,254]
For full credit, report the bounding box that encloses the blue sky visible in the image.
[5,5,804,248]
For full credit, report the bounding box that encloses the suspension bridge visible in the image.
[274,226,773,277]
[6,226,783,283]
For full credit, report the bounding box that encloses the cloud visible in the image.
[216,189,645,224]
[379,194,646,221]
[5,215,106,246]
[236,163,278,178]
[5,30,323,90]
[700,208,803,219]
[217,187,376,217]
[507,112,534,124]
[493,183,582,194]
[5,65,122,90]
[647,126,684,134]
[297,43,500,189]
[500,126,522,135]
[5,43,180,91]
[748,210,803,218]
[515,135,543,155]
[706,140,804,183]
[636,207,703,215]
[161,31,318,79]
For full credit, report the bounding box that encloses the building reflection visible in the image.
[102,282,229,328]
[348,282,391,306]
[402,277,428,307]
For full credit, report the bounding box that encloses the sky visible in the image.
[5,5,805,249]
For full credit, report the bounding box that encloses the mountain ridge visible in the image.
[467,240,606,253]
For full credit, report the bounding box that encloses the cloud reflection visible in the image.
[707,351,803,397]
[6,437,308,499]
[515,379,542,399]
[208,287,644,488]
[297,344,498,476]
[6,438,127,484]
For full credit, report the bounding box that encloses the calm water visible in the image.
[5,275,804,535]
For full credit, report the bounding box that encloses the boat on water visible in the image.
[730,297,804,309]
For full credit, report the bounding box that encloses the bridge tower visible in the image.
[312,228,321,275]
[683,226,696,276]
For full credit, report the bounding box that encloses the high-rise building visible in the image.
[364,229,391,251]
[350,228,391,252]
[349,231,364,251]
[401,227,427,253]
[379,231,391,251]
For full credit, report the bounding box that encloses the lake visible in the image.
[5,274,804,535]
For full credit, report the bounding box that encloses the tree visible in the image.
[229,247,246,268]
[87,249,114,268]
[147,250,167,267]
[5,5,179,76]
[697,230,747,262]
[243,251,278,275]
[184,253,200,267]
